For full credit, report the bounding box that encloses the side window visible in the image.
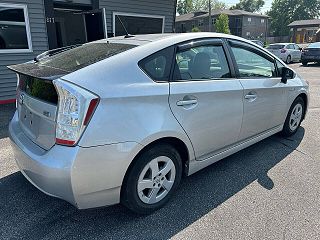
[173,45,231,81]
[287,44,293,49]
[231,46,276,78]
[294,44,300,50]
[139,46,174,82]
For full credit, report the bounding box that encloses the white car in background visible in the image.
[266,43,302,64]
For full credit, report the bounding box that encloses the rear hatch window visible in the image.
[19,74,58,104]
[267,44,285,49]
[37,42,136,72]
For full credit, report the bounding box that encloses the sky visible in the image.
[224,0,272,13]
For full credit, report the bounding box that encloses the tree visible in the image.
[214,14,230,34]
[177,0,226,15]
[230,0,265,12]
[192,27,201,32]
[177,0,193,15]
[267,0,320,36]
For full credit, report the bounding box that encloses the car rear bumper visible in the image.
[9,111,77,206]
[9,111,143,209]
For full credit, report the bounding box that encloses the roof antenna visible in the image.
[116,15,134,38]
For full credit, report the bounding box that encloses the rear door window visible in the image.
[173,45,231,81]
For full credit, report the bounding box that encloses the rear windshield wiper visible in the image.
[34,44,82,62]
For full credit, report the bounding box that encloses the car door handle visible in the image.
[177,99,198,106]
[244,93,257,101]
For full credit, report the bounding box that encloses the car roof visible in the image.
[94,33,258,47]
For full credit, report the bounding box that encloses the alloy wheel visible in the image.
[289,103,303,131]
[137,156,176,204]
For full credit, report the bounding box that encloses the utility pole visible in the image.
[208,0,212,32]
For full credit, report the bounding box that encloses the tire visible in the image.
[281,97,305,137]
[302,61,308,66]
[286,55,292,64]
[121,144,182,214]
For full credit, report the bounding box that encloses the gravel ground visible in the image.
[0,63,319,240]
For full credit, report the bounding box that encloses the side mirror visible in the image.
[281,67,294,84]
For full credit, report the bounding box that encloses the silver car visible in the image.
[8,33,309,214]
[266,43,302,64]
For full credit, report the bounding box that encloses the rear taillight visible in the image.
[280,48,287,53]
[53,79,99,146]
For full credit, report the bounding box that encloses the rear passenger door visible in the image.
[169,39,244,161]
[228,40,288,141]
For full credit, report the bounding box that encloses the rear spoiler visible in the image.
[7,63,69,80]
[7,44,81,80]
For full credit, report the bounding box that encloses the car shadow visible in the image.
[301,62,320,67]
[0,128,305,239]
[0,103,15,139]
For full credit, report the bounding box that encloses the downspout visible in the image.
[173,0,178,32]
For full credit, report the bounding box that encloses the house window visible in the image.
[198,19,204,26]
[246,32,250,36]
[248,17,252,22]
[113,12,165,37]
[212,18,216,24]
[0,3,32,53]
[261,19,265,23]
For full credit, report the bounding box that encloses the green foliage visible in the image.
[229,0,265,12]
[267,0,320,36]
[177,0,226,15]
[214,14,231,34]
[191,27,201,32]
[177,0,193,15]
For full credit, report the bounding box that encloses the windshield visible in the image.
[37,42,136,72]
[308,42,320,48]
[267,44,285,49]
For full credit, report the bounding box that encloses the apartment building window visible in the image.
[0,3,32,53]
[246,32,250,36]
[261,19,265,23]
[198,19,204,26]
[248,17,252,22]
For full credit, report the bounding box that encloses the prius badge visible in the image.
[19,92,25,105]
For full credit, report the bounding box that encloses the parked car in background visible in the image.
[251,40,264,47]
[266,43,302,64]
[8,33,309,214]
[301,42,320,66]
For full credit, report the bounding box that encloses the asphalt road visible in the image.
[0,63,319,240]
